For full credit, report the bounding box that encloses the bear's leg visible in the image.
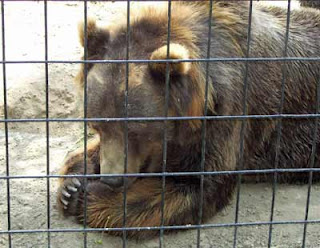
[60,175,236,239]
[57,137,100,216]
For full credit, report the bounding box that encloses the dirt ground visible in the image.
[0,1,319,248]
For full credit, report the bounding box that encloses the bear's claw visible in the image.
[61,198,69,206]
[61,189,71,198]
[58,177,83,216]
[72,178,81,187]
[66,185,78,192]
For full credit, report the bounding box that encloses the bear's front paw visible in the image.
[57,178,84,217]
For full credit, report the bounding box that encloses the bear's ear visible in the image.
[149,43,191,77]
[78,18,110,56]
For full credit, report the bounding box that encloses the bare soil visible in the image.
[0,1,319,248]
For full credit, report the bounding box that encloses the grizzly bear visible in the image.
[57,1,320,239]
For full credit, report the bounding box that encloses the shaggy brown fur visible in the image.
[57,2,320,239]
[300,0,320,9]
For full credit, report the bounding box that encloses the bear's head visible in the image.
[76,18,213,188]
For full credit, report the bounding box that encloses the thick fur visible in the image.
[57,2,320,239]
[300,0,320,9]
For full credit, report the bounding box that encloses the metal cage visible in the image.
[0,0,319,247]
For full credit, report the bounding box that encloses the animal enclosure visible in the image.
[0,0,319,248]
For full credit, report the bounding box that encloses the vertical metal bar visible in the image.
[1,0,11,247]
[267,1,291,247]
[122,0,130,247]
[83,0,88,247]
[159,0,172,247]
[44,0,50,247]
[302,74,320,247]
[233,1,253,247]
[196,0,213,247]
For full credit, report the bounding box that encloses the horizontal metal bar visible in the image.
[0,219,319,235]
[0,114,319,123]
[1,168,320,180]
[0,57,319,64]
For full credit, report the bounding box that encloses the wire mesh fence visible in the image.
[0,0,319,248]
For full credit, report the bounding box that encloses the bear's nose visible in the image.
[100,176,124,188]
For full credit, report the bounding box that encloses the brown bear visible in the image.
[57,1,320,239]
